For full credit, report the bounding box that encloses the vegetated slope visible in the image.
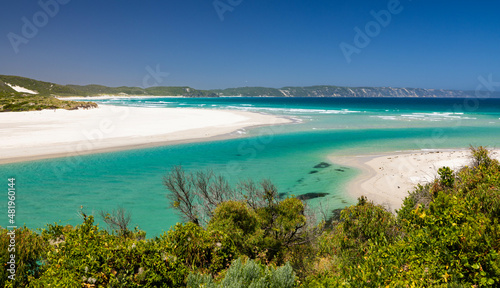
[305,146,500,287]
[277,85,474,98]
[0,75,96,112]
[3,74,498,98]
[211,86,284,97]
[144,86,217,97]
[0,75,83,96]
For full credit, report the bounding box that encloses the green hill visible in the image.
[212,87,284,97]
[0,75,83,96]
[145,86,217,97]
[2,74,500,98]
[0,75,96,111]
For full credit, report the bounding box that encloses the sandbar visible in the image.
[0,105,291,164]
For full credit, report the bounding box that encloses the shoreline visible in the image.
[330,148,500,212]
[0,105,292,165]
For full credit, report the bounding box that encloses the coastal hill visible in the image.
[2,74,497,98]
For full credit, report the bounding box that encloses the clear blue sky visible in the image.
[1,0,499,90]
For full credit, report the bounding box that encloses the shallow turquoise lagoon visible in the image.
[1,97,499,236]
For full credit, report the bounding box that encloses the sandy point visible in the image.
[0,105,292,164]
[330,148,500,212]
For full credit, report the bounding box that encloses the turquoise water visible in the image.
[1,97,500,236]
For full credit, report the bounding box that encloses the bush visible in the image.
[187,257,296,288]
[305,147,500,287]
[438,166,454,188]
[30,214,189,287]
[0,227,47,288]
[208,201,260,257]
[162,222,237,274]
[337,197,398,260]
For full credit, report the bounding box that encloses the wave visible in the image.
[372,112,476,122]
[223,106,363,115]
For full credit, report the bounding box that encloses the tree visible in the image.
[98,206,133,238]
[164,166,243,225]
[163,166,284,226]
[164,166,323,264]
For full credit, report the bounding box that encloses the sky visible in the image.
[1,0,499,90]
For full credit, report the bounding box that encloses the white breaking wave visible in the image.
[372,112,476,122]
[224,106,362,115]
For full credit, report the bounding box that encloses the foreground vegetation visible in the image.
[1,147,499,287]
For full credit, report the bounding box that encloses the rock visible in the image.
[296,192,329,200]
[313,162,331,169]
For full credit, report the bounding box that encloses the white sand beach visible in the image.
[0,105,291,164]
[331,149,500,212]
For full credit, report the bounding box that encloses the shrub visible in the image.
[438,166,454,188]
[162,222,237,274]
[30,214,189,287]
[208,201,260,257]
[337,197,398,257]
[0,227,47,288]
[187,257,296,288]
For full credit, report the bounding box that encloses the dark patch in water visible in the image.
[313,162,331,169]
[236,154,242,156]
[335,169,345,172]
[296,178,304,183]
[296,192,329,200]
[309,170,319,174]
[341,200,348,204]
[278,192,288,199]
[325,208,344,229]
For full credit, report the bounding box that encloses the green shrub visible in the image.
[163,222,237,274]
[0,227,47,288]
[337,197,398,261]
[438,166,454,188]
[187,257,296,288]
[30,214,189,287]
[208,201,260,257]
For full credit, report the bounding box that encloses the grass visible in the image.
[0,94,97,112]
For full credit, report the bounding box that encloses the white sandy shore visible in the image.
[0,105,291,164]
[331,149,500,212]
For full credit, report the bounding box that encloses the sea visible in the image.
[2,97,500,237]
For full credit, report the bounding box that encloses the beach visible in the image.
[331,149,500,212]
[0,105,292,164]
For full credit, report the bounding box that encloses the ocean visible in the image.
[2,97,500,236]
